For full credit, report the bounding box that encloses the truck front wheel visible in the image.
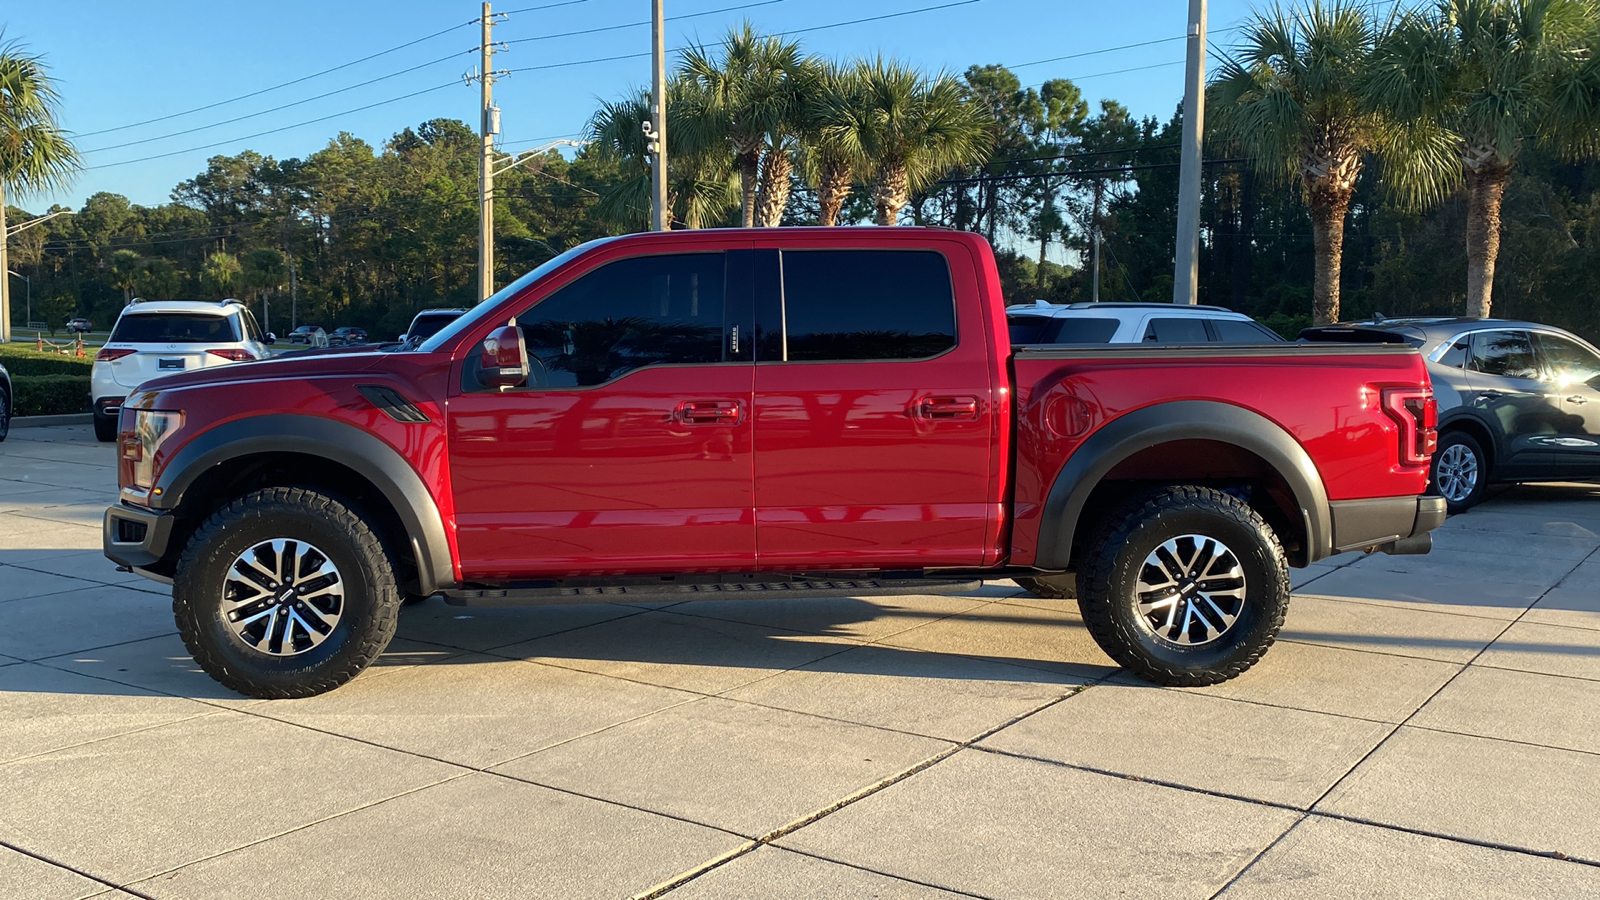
[1076,486,1288,686]
[173,487,402,699]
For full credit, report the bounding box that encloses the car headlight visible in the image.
[120,410,183,492]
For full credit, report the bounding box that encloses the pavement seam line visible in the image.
[0,707,226,770]
[0,838,160,900]
[634,683,1102,899]
[1205,814,1313,899]
[1297,538,1600,852]
[760,845,1002,900]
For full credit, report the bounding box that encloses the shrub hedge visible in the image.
[0,343,94,377]
[9,374,91,417]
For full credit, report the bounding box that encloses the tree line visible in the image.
[4,0,1599,342]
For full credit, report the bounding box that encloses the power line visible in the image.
[83,82,459,171]
[499,0,595,15]
[76,19,476,138]
[81,50,474,155]
[504,0,785,45]
[937,157,1251,186]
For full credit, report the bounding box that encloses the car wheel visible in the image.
[173,487,401,699]
[0,386,10,442]
[93,408,118,442]
[1014,574,1076,600]
[1431,431,1487,513]
[1076,486,1289,687]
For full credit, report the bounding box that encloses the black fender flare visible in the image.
[150,414,454,594]
[1034,401,1332,569]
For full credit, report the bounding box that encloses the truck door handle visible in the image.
[1568,395,1589,405]
[913,396,980,419]
[674,400,742,424]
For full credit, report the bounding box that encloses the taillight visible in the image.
[1381,387,1436,466]
[96,347,136,362]
[206,348,256,361]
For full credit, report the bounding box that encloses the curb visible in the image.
[11,413,93,429]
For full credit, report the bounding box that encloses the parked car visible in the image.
[1302,316,1600,512]
[330,327,368,346]
[65,317,94,335]
[287,325,330,348]
[398,308,466,346]
[0,359,11,442]
[1007,301,1285,345]
[104,228,1442,699]
[90,299,273,442]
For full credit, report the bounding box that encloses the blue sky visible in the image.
[5,0,1396,212]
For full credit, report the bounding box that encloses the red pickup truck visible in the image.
[103,228,1443,698]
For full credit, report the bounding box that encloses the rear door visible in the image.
[1462,329,1554,474]
[750,245,998,569]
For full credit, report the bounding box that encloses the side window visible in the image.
[239,310,266,343]
[1212,318,1282,343]
[1436,335,1471,369]
[1536,333,1600,384]
[514,253,727,388]
[1469,330,1538,379]
[774,250,956,361]
[1142,317,1210,343]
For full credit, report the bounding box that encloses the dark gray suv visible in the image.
[1302,317,1600,512]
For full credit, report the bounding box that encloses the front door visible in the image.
[448,248,756,579]
[1532,330,1600,475]
[1463,329,1559,475]
[751,246,999,570]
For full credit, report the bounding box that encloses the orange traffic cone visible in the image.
[36,334,44,351]
[75,338,86,358]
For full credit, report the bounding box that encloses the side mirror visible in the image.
[264,333,277,345]
[477,325,529,390]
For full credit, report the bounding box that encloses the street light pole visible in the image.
[1172,0,1207,305]
[650,0,668,231]
[6,271,29,330]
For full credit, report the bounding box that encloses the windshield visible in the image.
[407,313,461,342]
[418,240,607,353]
[112,313,241,344]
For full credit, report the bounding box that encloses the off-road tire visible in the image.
[1014,574,1076,600]
[1431,430,1488,514]
[1077,485,1289,687]
[0,387,10,442]
[93,408,117,442]
[173,487,401,698]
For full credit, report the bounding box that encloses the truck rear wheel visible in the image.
[1076,486,1288,686]
[173,487,401,699]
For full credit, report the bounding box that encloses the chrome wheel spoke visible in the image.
[221,537,345,657]
[1133,534,1248,647]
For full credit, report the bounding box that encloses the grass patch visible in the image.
[0,342,95,376]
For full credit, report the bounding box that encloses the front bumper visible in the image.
[1327,494,1447,557]
[103,503,176,570]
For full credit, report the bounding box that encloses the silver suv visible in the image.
[1302,317,1600,512]
[1007,301,1285,344]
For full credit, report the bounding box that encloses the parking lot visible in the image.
[3,422,1599,899]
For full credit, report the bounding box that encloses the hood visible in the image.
[138,345,393,393]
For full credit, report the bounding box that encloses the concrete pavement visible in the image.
[3,424,1599,899]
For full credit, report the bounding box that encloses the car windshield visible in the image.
[407,314,460,342]
[112,313,240,344]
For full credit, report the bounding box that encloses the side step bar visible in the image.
[442,577,986,607]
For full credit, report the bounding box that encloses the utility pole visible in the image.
[472,1,507,300]
[288,257,298,331]
[0,182,9,343]
[1172,0,1206,305]
[1091,181,1103,303]
[649,0,669,231]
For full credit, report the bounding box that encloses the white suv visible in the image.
[91,299,273,441]
[1007,301,1284,345]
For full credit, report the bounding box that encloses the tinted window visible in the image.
[1143,317,1209,343]
[1212,318,1284,343]
[1008,315,1054,344]
[515,253,726,387]
[1436,335,1471,368]
[1536,333,1600,384]
[409,312,462,341]
[112,313,239,344]
[1470,330,1538,379]
[240,310,265,343]
[1053,317,1119,343]
[777,250,955,361]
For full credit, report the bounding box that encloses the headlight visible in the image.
[120,411,183,492]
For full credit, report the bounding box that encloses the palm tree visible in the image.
[587,82,737,231]
[240,247,287,331]
[200,252,241,298]
[1366,0,1600,317]
[843,59,990,227]
[679,24,808,227]
[1212,2,1453,325]
[0,35,81,341]
[799,63,872,226]
[108,249,143,305]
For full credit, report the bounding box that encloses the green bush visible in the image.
[0,343,95,377]
[9,374,91,417]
